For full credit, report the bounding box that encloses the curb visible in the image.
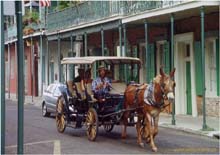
[159,123,219,139]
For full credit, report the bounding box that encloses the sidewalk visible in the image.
[6,94,220,139]
[159,113,219,139]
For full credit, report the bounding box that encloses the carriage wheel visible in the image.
[86,108,98,141]
[103,124,114,133]
[56,97,66,133]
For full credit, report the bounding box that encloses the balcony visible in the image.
[47,1,167,33]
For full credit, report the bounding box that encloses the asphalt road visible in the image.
[5,100,219,154]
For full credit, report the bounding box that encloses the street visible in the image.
[5,100,219,154]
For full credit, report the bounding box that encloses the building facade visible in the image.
[4,1,219,117]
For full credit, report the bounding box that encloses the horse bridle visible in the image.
[157,79,175,109]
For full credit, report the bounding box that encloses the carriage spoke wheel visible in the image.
[56,97,66,133]
[86,108,98,141]
[103,124,114,133]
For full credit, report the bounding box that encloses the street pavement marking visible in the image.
[53,140,61,155]
[6,140,61,154]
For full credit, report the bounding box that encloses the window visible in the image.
[53,86,61,97]
[47,84,56,94]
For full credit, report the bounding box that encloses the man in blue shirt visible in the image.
[92,65,112,102]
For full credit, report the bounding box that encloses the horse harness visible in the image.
[143,81,168,109]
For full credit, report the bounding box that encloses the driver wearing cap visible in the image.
[92,65,112,102]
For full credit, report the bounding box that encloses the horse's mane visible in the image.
[153,74,162,84]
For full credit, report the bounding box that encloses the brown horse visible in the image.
[121,68,175,152]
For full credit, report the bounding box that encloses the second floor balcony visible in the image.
[47,1,175,33]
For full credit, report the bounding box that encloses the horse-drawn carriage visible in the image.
[56,56,175,152]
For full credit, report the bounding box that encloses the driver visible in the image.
[92,65,112,102]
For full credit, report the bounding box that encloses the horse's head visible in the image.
[154,67,176,104]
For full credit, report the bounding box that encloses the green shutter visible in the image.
[147,44,155,82]
[194,41,203,96]
[164,41,170,74]
[216,39,219,96]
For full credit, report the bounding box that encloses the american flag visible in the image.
[39,0,51,7]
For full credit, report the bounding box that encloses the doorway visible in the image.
[174,33,197,116]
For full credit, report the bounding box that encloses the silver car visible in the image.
[42,82,67,117]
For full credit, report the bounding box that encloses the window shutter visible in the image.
[216,39,219,96]
[164,41,170,74]
[147,44,155,83]
[194,41,203,96]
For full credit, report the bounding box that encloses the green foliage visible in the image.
[23,10,40,25]
[56,0,81,11]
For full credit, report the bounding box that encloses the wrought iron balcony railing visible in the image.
[47,1,172,33]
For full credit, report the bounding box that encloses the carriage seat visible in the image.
[110,82,127,95]
[66,80,78,97]
[84,83,97,102]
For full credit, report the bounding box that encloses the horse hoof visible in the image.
[152,147,158,152]
[139,143,144,148]
[146,138,150,143]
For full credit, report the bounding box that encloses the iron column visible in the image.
[0,1,5,154]
[46,38,49,85]
[58,35,61,82]
[31,37,33,102]
[119,24,122,56]
[123,24,127,82]
[40,34,43,96]
[144,21,148,82]
[16,1,24,153]
[71,33,73,53]
[201,6,207,130]
[171,13,176,125]
[84,32,87,56]
[8,44,11,99]
[101,28,104,56]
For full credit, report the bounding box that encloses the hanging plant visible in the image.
[23,10,40,27]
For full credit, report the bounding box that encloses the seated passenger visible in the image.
[74,68,85,83]
[92,65,112,102]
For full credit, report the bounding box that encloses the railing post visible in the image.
[0,1,5,154]
[201,6,207,130]
[170,13,176,125]
[16,1,24,154]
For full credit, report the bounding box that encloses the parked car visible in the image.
[42,82,67,117]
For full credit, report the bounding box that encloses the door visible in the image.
[186,61,192,115]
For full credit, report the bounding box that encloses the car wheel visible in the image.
[42,102,50,117]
